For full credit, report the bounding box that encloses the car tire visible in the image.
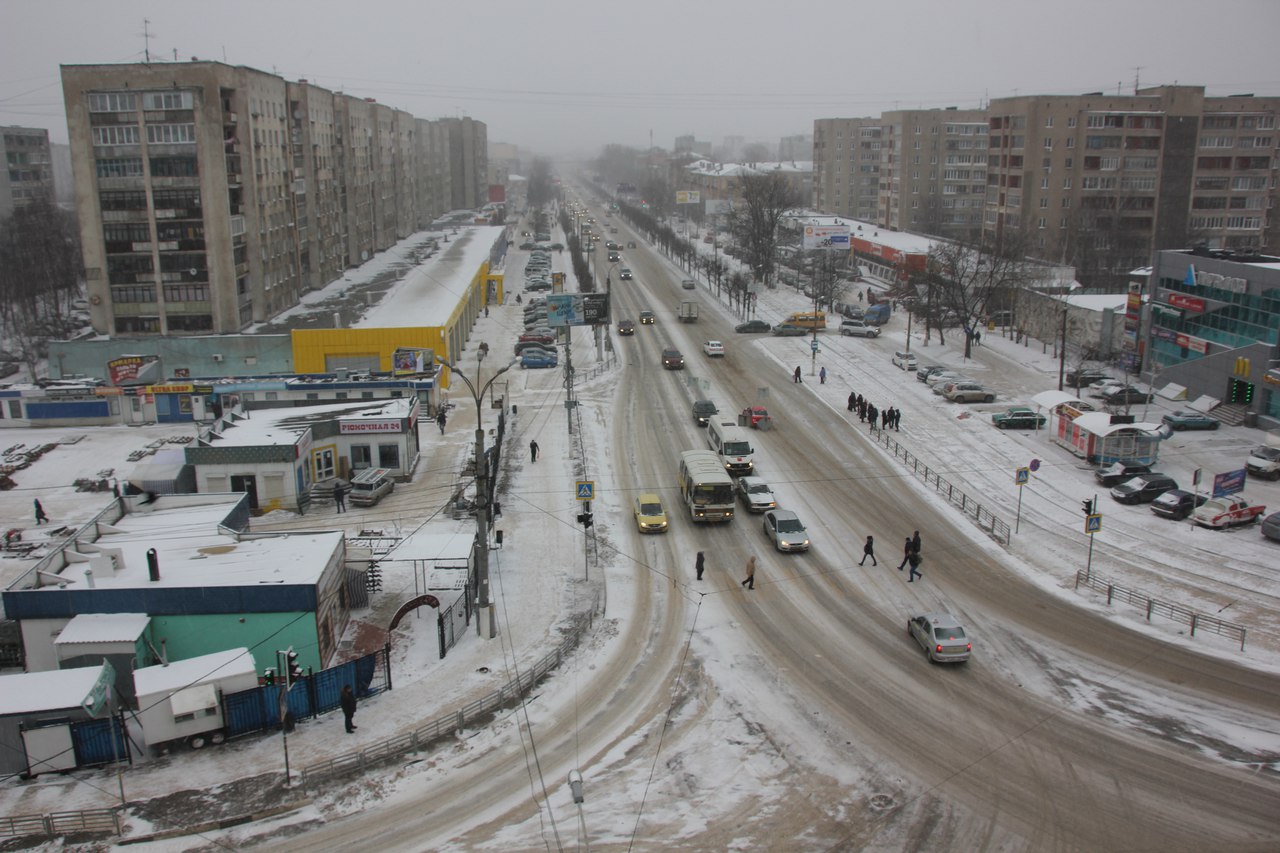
[997,422,1008,429]
[1173,424,1185,431]
[984,395,995,403]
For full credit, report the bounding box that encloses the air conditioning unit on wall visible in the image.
[212,354,224,362]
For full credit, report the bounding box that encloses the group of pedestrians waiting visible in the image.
[845,392,902,432]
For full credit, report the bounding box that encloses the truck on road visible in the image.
[863,301,892,325]
[678,300,699,323]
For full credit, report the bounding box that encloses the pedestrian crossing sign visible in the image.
[1085,514,1102,534]
[1015,467,1030,485]
[576,481,594,501]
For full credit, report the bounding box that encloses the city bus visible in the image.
[678,449,735,523]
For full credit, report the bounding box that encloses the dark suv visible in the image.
[1095,461,1151,487]
[692,400,718,426]
[1110,474,1177,505]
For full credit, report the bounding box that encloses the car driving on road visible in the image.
[735,319,771,333]
[735,476,777,513]
[702,340,725,357]
[908,613,972,663]
[632,493,668,534]
[762,508,809,552]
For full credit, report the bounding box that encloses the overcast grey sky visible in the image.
[3,0,1278,161]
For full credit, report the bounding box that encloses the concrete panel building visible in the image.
[813,118,882,222]
[877,108,988,241]
[441,117,487,212]
[61,61,480,337]
[1,126,54,217]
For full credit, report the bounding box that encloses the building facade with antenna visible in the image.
[60,60,486,336]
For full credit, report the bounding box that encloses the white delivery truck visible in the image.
[678,300,700,323]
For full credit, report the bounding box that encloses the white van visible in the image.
[348,468,394,506]
[707,420,754,475]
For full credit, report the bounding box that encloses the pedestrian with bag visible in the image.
[907,550,923,582]
[34,499,49,525]
[741,554,757,589]
[897,537,913,571]
[333,482,347,513]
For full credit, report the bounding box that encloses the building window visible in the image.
[351,444,372,469]
[1045,116,1054,128]
[1039,197,1049,208]
[114,316,160,334]
[378,444,400,469]
[146,124,196,144]
[92,125,140,146]
[94,159,143,179]
[1065,138,1075,149]
[88,92,138,113]
[1038,218,1047,229]
[143,91,194,110]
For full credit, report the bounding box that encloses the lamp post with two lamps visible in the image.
[436,349,517,640]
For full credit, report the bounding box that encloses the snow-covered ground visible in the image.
[1,206,1277,848]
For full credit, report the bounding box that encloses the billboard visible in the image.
[1212,468,1247,497]
[546,293,611,327]
[676,190,701,205]
[107,354,161,386]
[705,199,733,215]
[392,347,434,375]
[803,224,851,250]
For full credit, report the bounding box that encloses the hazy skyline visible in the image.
[3,0,1279,162]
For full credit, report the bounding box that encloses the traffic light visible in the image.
[286,649,302,683]
[577,511,594,528]
[262,668,276,686]
[1081,499,1094,516]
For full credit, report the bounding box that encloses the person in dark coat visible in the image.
[741,554,757,589]
[819,366,827,384]
[847,392,856,412]
[333,482,346,513]
[881,409,889,429]
[793,366,803,384]
[695,550,705,581]
[34,499,48,525]
[530,439,540,463]
[866,404,878,430]
[897,537,913,571]
[859,535,877,566]
[436,410,447,434]
[907,550,923,582]
[910,530,921,555]
[340,685,358,732]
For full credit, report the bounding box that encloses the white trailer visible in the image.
[133,647,259,751]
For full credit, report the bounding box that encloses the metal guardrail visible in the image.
[0,807,120,841]
[1074,570,1248,651]
[298,602,598,787]
[871,429,1012,545]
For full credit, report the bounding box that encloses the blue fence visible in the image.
[223,645,390,738]
[71,716,130,767]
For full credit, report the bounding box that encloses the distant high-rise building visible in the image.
[878,108,987,240]
[61,61,476,336]
[440,117,487,211]
[1,126,53,218]
[813,118,881,222]
[778,134,813,162]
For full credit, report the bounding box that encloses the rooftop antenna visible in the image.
[142,18,153,64]
[1133,66,1143,94]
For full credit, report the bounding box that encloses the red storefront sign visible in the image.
[1167,293,1205,312]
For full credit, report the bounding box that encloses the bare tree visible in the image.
[727,172,801,291]
[919,232,1040,358]
[526,157,555,207]
[0,196,83,378]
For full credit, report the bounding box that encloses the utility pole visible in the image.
[437,355,516,640]
[1058,307,1069,392]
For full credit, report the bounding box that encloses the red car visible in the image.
[741,405,770,428]
[518,332,555,345]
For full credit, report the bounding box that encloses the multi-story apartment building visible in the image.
[816,86,1278,288]
[1,126,53,217]
[812,118,882,220]
[440,117,488,212]
[985,86,1279,285]
[778,134,813,163]
[877,108,988,240]
[62,61,483,336]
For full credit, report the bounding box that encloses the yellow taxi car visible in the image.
[633,493,668,533]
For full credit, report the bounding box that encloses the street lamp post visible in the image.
[437,353,517,640]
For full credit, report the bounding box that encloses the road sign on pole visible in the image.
[1085,514,1102,534]
[576,481,595,501]
[1015,467,1030,485]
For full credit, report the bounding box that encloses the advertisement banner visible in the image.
[392,347,433,375]
[107,355,160,386]
[1174,333,1209,354]
[676,190,701,205]
[803,224,851,250]
[1212,468,1246,497]
[545,293,611,327]
[1167,292,1205,312]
